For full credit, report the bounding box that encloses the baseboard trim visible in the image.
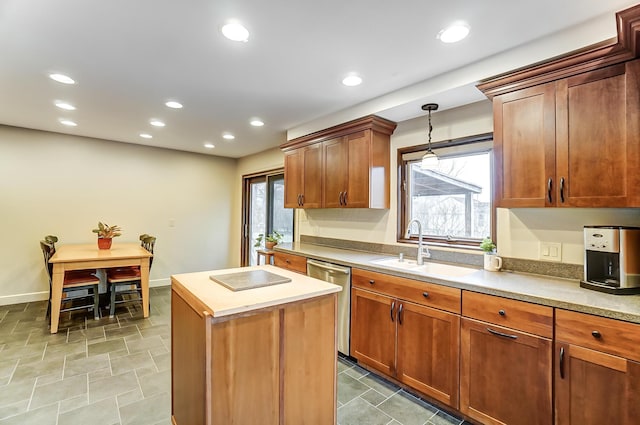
[0,278,171,306]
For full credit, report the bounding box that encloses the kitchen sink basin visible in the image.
[370,257,478,277]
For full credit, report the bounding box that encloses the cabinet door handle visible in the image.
[390,301,395,322]
[487,327,518,340]
[340,191,345,206]
[300,194,304,206]
[559,346,565,379]
[547,178,553,203]
[398,303,404,325]
[560,177,565,203]
[343,191,347,206]
[297,194,302,206]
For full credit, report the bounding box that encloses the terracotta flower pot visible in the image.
[265,241,276,250]
[98,238,113,250]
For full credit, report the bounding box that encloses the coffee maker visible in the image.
[581,226,640,294]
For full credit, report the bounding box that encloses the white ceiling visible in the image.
[0,0,636,158]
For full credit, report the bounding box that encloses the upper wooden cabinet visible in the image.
[480,4,640,208]
[281,115,396,209]
[492,61,640,207]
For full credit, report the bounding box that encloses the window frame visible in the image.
[397,132,495,249]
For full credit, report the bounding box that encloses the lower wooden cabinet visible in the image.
[351,283,460,408]
[460,318,553,425]
[273,251,307,274]
[554,309,640,425]
[460,291,553,425]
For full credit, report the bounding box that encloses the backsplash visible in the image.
[300,235,583,280]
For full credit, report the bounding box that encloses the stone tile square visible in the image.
[105,325,140,340]
[43,340,86,358]
[343,363,370,380]
[337,372,371,405]
[88,370,139,403]
[119,391,171,425]
[125,335,164,353]
[361,388,388,406]
[30,373,87,410]
[338,397,392,425]
[0,403,58,425]
[428,409,464,425]
[0,378,36,408]
[67,327,105,343]
[58,396,120,425]
[0,343,46,362]
[58,394,88,414]
[117,387,144,408]
[138,369,170,398]
[359,371,401,398]
[378,390,438,425]
[88,338,126,357]
[64,353,110,378]
[110,351,153,375]
[151,351,170,372]
[0,400,28,421]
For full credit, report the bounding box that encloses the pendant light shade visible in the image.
[421,103,439,169]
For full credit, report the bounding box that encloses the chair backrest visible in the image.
[40,240,56,281]
[139,234,157,268]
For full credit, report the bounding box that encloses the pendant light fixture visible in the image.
[421,103,439,169]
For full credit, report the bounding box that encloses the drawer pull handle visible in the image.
[592,330,601,339]
[422,292,429,298]
[285,259,291,264]
[369,280,375,285]
[498,310,506,316]
[487,327,518,340]
[390,301,395,322]
[559,346,565,379]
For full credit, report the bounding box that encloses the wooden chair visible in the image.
[40,239,101,322]
[107,234,156,317]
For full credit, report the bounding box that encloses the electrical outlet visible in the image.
[539,242,562,262]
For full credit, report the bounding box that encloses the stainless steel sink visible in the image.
[370,257,478,277]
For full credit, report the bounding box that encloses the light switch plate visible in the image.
[539,242,562,262]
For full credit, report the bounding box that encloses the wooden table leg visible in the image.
[140,257,150,318]
[50,264,64,334]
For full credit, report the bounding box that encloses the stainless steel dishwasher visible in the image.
[307,258,351,356]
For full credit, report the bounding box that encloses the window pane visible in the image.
[249,181,267,266]
[408,152,491,240]
[269,175,293,244]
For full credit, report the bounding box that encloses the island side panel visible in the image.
[171,283,208,425]
[282,294,338,425]
[211,309,280,425]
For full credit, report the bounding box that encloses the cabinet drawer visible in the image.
[273,252,307,274]
[556,309,640,362]
[352,268,461,314]
[462,291,553,338]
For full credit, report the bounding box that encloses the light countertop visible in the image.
[275,242,640,324]
[171,265,341,318]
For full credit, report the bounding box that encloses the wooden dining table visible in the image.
[48,243,153,333]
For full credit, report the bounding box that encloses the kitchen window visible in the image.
[398,133,493,248]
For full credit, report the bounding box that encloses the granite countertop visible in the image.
[275,242,640,324]
[171,264,341,318]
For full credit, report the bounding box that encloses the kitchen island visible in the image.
[171,265,341,425]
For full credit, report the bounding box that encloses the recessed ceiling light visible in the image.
[250,119,264,127]
[165,101,183,109]
[222,133,235,140]
[140,133,153,139]
[55,101,76,111]
[59,119,77,127]
[221,21,249,42]
[437,23,470,43]
[204,143,215,149]
[150,119,165,127]
[342,74,363,87]
[49,73,75,84]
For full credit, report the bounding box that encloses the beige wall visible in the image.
[0,125,237,305]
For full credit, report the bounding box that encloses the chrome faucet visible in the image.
[405,219,431,265]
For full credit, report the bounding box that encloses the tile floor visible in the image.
[0,286,468,425]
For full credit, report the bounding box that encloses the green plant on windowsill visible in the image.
[480,236,496,253]
[254,231,284,249]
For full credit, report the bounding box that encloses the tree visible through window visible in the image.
[400,134,493,246]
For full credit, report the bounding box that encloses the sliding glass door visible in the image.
[242,171,294,266]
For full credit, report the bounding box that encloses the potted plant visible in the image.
[480,236,502,271]
[92,221,122,250]
[254,231,283,250]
